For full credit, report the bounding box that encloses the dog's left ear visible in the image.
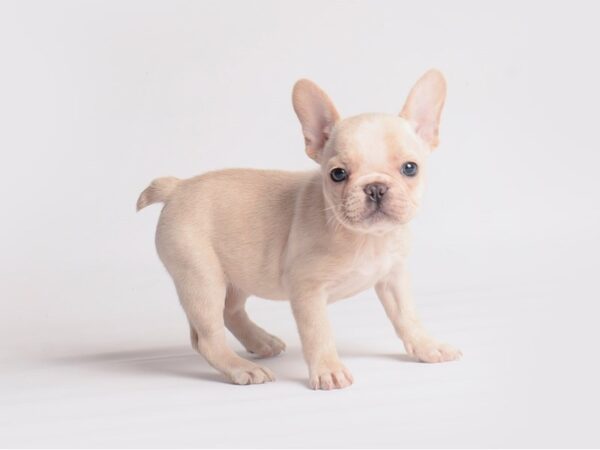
[292,79,340,163]
[400,69,447,149]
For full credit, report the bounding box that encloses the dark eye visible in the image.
[401,162,418,177]
[330,168,348,182]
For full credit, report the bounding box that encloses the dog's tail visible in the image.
[136,176,180,211]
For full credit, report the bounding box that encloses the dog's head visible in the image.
[293,70,446,234]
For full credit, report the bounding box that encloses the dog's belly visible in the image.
[240,272,382,302]
[234,253,393,302]
[236,277,289,301]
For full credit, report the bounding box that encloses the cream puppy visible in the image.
[137,70,461,390]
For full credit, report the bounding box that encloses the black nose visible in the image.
[363,183,388,202]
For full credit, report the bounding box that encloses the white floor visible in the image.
[2,238,599,448]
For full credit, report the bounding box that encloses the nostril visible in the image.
[364,183,388,202]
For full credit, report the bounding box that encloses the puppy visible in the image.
[137,70,461,390]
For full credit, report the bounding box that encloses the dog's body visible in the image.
[138,72,461,389]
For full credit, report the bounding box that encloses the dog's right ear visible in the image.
[292,79,340,163]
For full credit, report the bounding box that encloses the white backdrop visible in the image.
[1,1,599,447]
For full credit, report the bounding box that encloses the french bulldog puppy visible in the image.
[137,70,461,390]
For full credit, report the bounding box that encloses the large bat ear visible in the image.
[292,79,340,163]
[400,69,447,149]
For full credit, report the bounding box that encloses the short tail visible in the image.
[136,176,180,211]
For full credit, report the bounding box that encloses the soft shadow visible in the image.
[374,352,419,363]
[338,346,419,363]
[51,345,226,384]
[48,344,418,387]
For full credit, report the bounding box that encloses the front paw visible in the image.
[309,361,354,390]
[404,337,462,363]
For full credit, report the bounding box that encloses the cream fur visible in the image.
[137,70,461,389]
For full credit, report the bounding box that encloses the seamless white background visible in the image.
[1,1,599,447]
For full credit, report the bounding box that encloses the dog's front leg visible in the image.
[291,289,354,390]
[375,265,462,363]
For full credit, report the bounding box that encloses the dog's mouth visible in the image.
[359,205,402,225]
[364,207,393,221]
[334,202,404,232]
[324,189,415,232]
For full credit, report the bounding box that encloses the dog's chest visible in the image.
[327,241,396,301]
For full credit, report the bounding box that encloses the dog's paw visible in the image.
[245,332,286,358]
[404,338,462,363]
[228,364,275,385]
[309,363,354,390]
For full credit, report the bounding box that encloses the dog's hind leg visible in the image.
[224,286,286,358]
[170,252,275,385]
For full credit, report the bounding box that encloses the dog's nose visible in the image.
[363,183,388,202]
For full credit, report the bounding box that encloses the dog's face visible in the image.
[321,114,428,232]
[293,70,447,234]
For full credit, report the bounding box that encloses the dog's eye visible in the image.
[401,162,418,177]
[330,168,348,182]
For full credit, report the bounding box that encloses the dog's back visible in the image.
[138,168,318,299]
